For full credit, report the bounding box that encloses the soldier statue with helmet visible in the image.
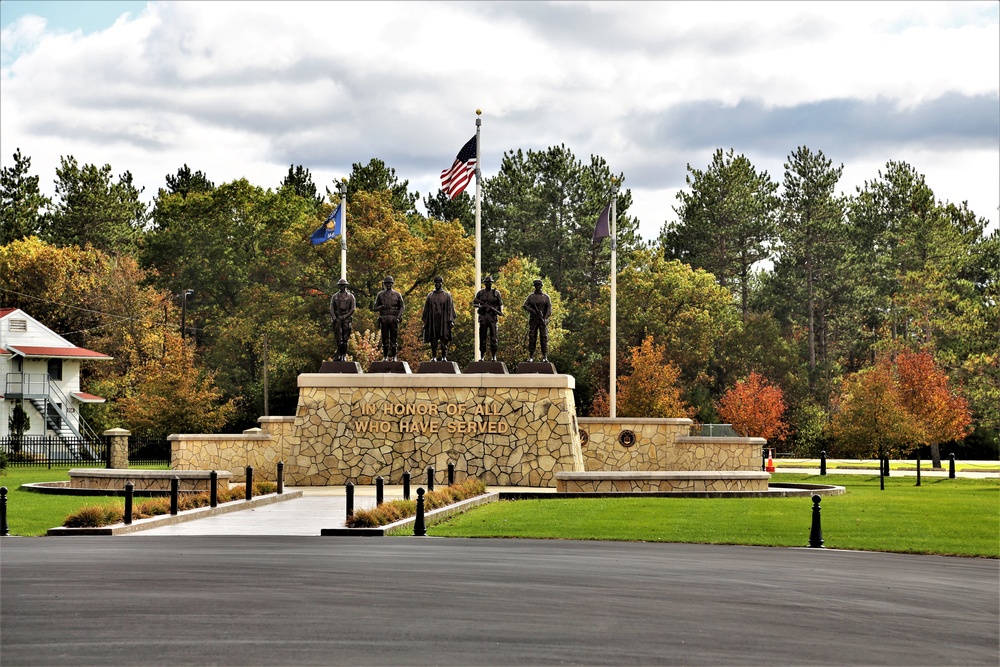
[329,278,356,362]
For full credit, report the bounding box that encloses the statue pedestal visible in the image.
[417,361,461,374]
[516,361,557,374]
[318,361,362,373]
[369,361,412,374]
[287,373,583,487]
[465,361,509,374]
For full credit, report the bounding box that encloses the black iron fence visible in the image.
[128,436,170,467]
[1,436,108,468]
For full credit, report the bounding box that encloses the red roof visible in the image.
[7,345,112,360]
[0,308,16,318]
[72,392,106,403]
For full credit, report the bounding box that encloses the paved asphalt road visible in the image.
[1,537,997,666]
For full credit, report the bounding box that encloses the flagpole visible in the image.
[338,178,348,282]
[474,109,483,361]
[610,179,618,419]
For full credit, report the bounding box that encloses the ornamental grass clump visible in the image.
[345,478,487,528]
[61,479,279,527]
[62,504,125,528]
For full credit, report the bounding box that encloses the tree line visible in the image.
[1,144,995,462]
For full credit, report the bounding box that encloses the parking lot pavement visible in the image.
[2,537,997,666]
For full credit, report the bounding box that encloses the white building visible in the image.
[0,307,111,441]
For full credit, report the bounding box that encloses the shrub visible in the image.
[345,478,487,527]
[62,477,281,527]
[63,504,124,528]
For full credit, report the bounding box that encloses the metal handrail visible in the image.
[4,372,100,444]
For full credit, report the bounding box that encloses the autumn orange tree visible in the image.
[716,372,789,441]
[894,348,973,467]
[591,336,695,419]
[831,358,925,488]
[111,334,235,437]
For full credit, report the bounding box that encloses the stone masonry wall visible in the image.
[284,374,583,487]
[170,432,281,483]
[578,418,764,472]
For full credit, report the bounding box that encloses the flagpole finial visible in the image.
[476,109,482,116]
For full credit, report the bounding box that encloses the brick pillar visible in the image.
[104,428,131,469]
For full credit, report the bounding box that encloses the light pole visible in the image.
[180,289,194,341]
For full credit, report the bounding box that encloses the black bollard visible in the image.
[820,450,827,476]
[170,477,180,515]
[1,487,8,536]
[916,459,921,487]
[808,494,824,548]
[414,487,426,536]
[403,471,411,501]
[209,470,218,508]
[277,461,284,494]
[345,481,354,519]
[949,453,956,479]
[427,466,435,492]
[448,462,455,486]
[124,482,134,525]
[376,476,384,506]
[245,466,254,501]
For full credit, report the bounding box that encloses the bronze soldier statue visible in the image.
[473,275,503,361]
[523,279,552,362]
[373,276,404,361]
[422,276,456,361]
[329,278,356,362]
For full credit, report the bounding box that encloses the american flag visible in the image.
[440,135,477,199]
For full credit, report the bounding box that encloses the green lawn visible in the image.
[431,474,1000,558]
[0,465,167,537]
[4,469,998,556]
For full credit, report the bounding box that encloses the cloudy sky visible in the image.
[2,1,998,241]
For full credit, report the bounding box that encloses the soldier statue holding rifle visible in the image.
[473,275,503,361]
[522,279,552,362]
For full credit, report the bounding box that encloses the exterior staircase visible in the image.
[6,373,101,460]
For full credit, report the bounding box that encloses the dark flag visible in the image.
[592,202,611,243]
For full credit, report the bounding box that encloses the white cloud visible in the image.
[1,0,997,242]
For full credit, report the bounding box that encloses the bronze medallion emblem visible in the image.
[618,429,636,448]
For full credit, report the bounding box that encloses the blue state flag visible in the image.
[310,203,344,245]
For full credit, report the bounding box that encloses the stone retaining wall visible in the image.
[578,418,764,472]
[169,431,280,483]
[68,468,232,493]
[555,470,770,493]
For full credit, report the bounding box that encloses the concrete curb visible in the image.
[46,490,304,536]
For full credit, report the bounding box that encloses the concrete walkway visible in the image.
[774,459,999,479]
[126,485,555,537]
[124,463,996,537]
